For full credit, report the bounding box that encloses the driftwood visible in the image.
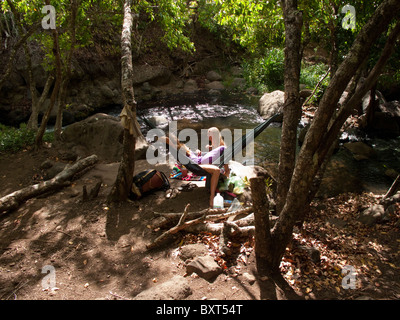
[147,205,254,250]
[0,154,99,214]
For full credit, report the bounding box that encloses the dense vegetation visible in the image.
[1,1,399,150]
[1,0,399,298]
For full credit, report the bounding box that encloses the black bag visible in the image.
[130,169,170,199]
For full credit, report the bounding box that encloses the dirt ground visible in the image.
[0,144,399,301]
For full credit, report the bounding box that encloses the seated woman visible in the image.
[162,127,230,208]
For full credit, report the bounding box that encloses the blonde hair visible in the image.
[207,127,224,150]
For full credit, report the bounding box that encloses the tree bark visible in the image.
[35,0,62,149]
[108,0,142,202]
[270,0,400,273]
[276,0,303,215]
[0,155,98,214]
[54,0,80,140]
[250,177,279,276]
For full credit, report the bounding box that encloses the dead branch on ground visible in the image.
[0,154,99,214]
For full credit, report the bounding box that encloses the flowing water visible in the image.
[107,94,400,197]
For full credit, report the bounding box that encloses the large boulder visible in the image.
[343,141,376,161]
[206,70,222,82]
[61,113,149,162]
[205,81,225,91]
[132,65,172,86]
[258,90,285,121]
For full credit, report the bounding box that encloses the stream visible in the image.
[106,93,400,197]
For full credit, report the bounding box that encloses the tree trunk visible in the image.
[35,0,62,150]
[328,3,339,78]
[108,0,142,202]
[250,177,276,275]
[27,75,54,130]
[269,0,400,273]
[54,0,80,140]
[276,0,303,215]
[365,82,378,129]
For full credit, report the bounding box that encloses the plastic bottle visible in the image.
[227,198,242,212]
[213,193,224,209]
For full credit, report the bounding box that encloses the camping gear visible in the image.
[130,169,170,199]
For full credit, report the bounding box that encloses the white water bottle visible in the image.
[213,193,224,209]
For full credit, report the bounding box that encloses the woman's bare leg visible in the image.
[200,165,221,207]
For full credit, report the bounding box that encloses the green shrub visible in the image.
[0,123,54,153]
[300,62,330,103]
[242,47,285,93]
[242,49,330,103]
[300,62,330,89]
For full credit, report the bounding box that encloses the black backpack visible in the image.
[130,169,170,199]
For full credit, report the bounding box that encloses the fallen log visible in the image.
[147,206,254,250]
[0,154,99,214]
[151,207,253,230]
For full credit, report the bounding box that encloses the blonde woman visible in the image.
[162,127,230,207]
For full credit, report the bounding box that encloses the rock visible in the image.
[357,204,388,226]
[242,272,256,285]
[133,276,192,300]
[206,70,222,82]
[61,113,149,162]
[148,115,169,128]
[381,191,400,208]
[44,162,67,180]
[186,255,222,281]
[343,142,376,161]
[207,89,221,96]
[183,79,198,93]
[175,80,184,89]
[258,90,285,121]
[100,84,115,99]
[179,244,209,261]
[58,150,79,162]
[297,245,320,263]
[132,65,171,86]
[300,89,313,100]
[40,159,54,170]
[205,81,225,90]
[385,204,398,219]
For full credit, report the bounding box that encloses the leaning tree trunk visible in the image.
[269,0,400,273]
[276,0,303,215]
[108,0,142,202]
